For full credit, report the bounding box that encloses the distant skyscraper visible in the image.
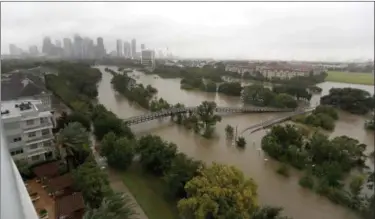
[9,44,18,55]
[131,39,136,58]
[141,44,145,50]
[116,39,123,57]
[29,45,39,55]
[83,37,95,59]
[123,41,131,58]
[96,37,106,58]
[42,37,53,55]
[73,34,83,59]
[55,40,62,48]
[63,38,73,57]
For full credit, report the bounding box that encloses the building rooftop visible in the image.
[1,69,49,101]
[55,192,85,219]
[47,173,74,193]
[32,161,60,179]
[1,99,52,120]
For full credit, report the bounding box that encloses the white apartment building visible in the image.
[1,99,56,164]
[141,49,155,69]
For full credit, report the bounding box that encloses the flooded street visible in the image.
[96,66,374,219]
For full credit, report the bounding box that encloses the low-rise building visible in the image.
[1,99,56,164]
[141,49,156,68]
[225,62,321,79]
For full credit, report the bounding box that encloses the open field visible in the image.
[121,164,179,219]
[326,71,374,85]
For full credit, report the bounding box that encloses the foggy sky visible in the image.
[1,2,374,61]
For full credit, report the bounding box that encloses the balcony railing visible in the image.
[1,122,39,219]
[26,134,54,144]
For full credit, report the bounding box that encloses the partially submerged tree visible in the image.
[177,163,258,219]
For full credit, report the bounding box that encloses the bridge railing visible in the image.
[123,106,309,124]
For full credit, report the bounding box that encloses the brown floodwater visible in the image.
[96,66,374,219]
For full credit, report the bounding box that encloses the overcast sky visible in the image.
[1,2,374,61]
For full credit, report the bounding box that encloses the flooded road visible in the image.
[96,66,374,219]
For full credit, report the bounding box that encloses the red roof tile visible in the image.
[47,173,74,192]
[33,161,59,178]
[55,192,85,218]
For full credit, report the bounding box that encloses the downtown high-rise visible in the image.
[96,37,106,58]
[116,39,123,57]
[131,39,136,58]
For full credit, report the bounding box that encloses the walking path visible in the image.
[106,169,149,219]
[89,130,148,219]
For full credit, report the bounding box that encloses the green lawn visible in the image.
[121,163,180,219]
[326,71,374,85]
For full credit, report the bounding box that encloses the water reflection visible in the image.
[96,66,373,219]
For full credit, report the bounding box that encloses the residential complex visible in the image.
[1,99,56,164]
[225,62,322,79]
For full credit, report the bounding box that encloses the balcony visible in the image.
[26,134,54,144]
[23,122,53,133]
[1,123,39,219]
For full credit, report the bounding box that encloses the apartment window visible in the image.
[41,129,50,136]
[43,141,51,147]
[40,117,49,124]
[28,132,36,138]
[26,119,34,126]
[29,144,38,150]
[31,155,40,161]
[10,149,24,156]
[13,137,22,142]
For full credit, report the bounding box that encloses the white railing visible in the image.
[1,122,39,219]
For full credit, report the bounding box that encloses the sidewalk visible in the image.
[106,168,149,219]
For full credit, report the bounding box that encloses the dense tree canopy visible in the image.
[293,105,339,131]
[106,137,136,170]
[261,124,369,210]
[164,153,203,199]
[54,111,91,133]
[218,82,242,96]
[272,85,312,101]
[83,192,138,219]
[137,135,178,175]
[73,159,112,208]
[320,88,374,115]
[194,101,222,138]
[243,85,298,109]
[91,105,134,140]
[58,122,91,168]
[177,163,258,219]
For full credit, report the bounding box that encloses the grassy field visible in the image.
[121,163,179,219]
[326,71,374,85]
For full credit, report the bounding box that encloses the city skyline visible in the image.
[1,2,374,61]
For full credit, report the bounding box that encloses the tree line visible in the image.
[261,124,374,218]
[320,87,374,115]
[292,105,339,131]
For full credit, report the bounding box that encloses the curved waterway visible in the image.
[96,66,374,219]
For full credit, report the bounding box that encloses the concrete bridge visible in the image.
[240,107,315,135]
[123,106,301,125]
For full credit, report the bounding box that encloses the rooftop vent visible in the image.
[19,102,32,111]
[1,110,10,115]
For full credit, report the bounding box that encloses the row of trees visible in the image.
[320,88,374,115]
[242,71,327,86]
[293,105,339,131]
[44,62,102,115]
[110,73,160,110]
[56,121,138,219]
[261,124,374,216]
[98,129,290,219]
[242,85,298,109]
